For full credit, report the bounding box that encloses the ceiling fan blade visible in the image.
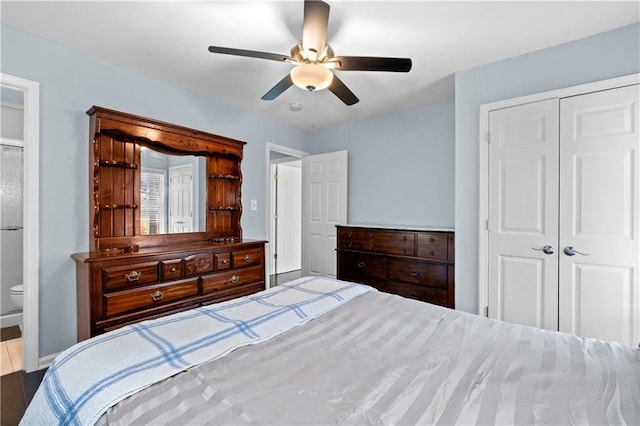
[302,0,330,58]
[208,46,291,62]
[261,75,294,101]
[328,74,359,106]
[334,56,412,72]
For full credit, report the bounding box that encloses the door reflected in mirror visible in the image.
[140,148,206,235]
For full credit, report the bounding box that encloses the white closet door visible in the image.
[301,151,348,278]
[558,84,640,346]
[487,99,560,330]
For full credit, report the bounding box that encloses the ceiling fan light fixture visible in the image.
[290,63,333,91]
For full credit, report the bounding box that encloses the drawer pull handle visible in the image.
[429,237,435,243]
[150,290,164,301]
[357,261,367,268]
[125,271,142,282]
[243,255,253,263]
[230,274,239,283]
[403,236,407,241]
[410,270,421,278]
[402,248,407,254]
[221,259,228,264]
[429,250,435,256]
[169,267,177,272]
[348,242,353,248]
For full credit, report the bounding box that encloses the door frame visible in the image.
[478,73,640,317]
[265,143,309,288]
[0,73,40,372]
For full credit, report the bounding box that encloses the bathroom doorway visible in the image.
[1,85,25,376]
[0,73,39,372]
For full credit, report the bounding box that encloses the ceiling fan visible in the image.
[208,0,412,106]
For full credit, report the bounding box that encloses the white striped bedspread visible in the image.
[96,281,639,425]
[20,276,373,426]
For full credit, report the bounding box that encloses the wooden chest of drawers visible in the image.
[72,240,266,340]
[337,226,454,308]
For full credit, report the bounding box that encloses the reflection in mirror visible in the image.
[140,147,206,235]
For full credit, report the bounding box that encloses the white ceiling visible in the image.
[2,1,638,130]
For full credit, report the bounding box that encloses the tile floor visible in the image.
[1,338,23,376]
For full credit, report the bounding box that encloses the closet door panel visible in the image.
[487,99,559,330]
[559,84,640,346]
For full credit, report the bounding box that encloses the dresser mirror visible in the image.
[87,106,245,253]
[140,148,206,235]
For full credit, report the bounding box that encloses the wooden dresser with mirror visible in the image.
[72,106,266,340]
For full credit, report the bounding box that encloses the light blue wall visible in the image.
[4,20,638,358]
[309,99,455,227]
[1,24,310,356]
[454,23,640,314]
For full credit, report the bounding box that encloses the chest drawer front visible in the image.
[161,259,183,280]
[233,248,263,268]
[104,279,199,317]
[184,253,215,276]
[417,233,449,261]
[102,261,160,291]
[338,228,363,250]
[215,252,231,270]
[338,252,387,280]
[365,231,416,256]
[387,260,447,288]
[387,281,448,306]
[201,266,264,295]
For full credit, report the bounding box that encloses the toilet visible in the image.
[9,285,23,309]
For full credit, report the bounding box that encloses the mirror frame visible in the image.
[87,106,246,254]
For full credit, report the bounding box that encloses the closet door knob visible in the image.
[563,246,589,256]
[532,245,554,255]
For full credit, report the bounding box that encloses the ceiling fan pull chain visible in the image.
[311,91,316,128]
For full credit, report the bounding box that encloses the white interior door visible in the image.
[275,161,301,274]
[169,164,193,233]
[302,151,348,277]
[558,84,640,346]
[487,99,560,330]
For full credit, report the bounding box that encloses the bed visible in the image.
[21,276,640,425]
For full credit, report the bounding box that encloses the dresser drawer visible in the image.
[387,260,447,289]
[417,233,449,261]
[387,281,448,306]
[364,231,415,256]
[215,252,231,270]
[233,248,263,268]
[201,266,264,295]
[338,252,387,280]
[338,229,363,250]
[101,261,160,291]
[184,253,215,276]
[161,259,183,280]
[201,282,265,306]
[104,278,199,317]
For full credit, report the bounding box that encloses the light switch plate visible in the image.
[250,199,257,211]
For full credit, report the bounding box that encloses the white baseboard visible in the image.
[35,352,59,372]
[0,312,23,328]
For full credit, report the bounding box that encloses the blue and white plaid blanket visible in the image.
[21,276,373,426]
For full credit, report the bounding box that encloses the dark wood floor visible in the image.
[270,269,303,286]
[1,327,46,426]
[1,369,46,426]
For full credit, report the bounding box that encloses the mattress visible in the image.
[97,281,639,425]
